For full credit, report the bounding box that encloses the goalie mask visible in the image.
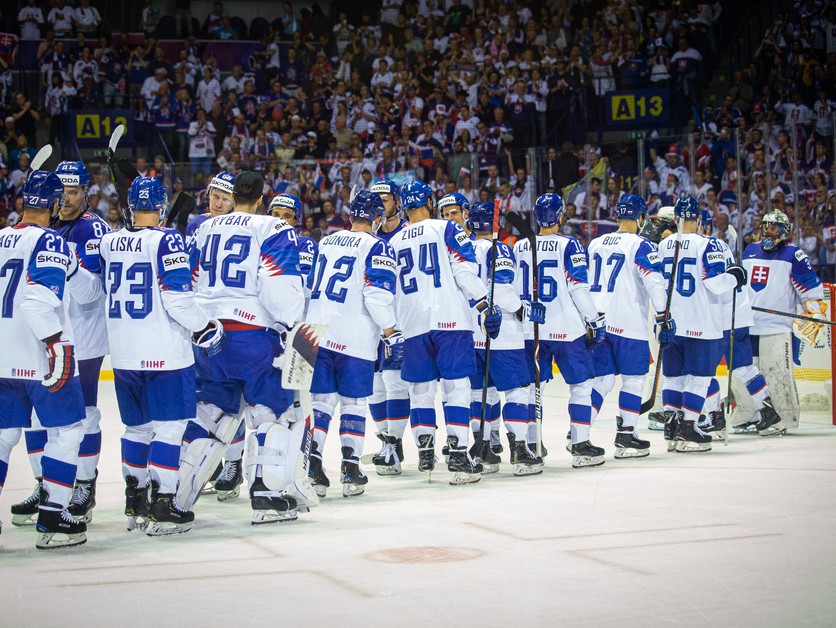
[761,209,792,252]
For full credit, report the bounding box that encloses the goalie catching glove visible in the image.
[193,319,224,356]
[42,334,75,392]
[655,311,677,347]
[795,299,828,344]
[475,298,502,339]
[516,299,546,324]
[585,314,607,348]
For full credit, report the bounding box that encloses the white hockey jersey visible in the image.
[513,234,598,343]
[471,238,524,351]
[190,212,305,328]
[0,225,75,380]
[588,231,667,341]
[306,230,397,361]
[100,227,210,371]
[389,218,487,339]
[741,241,824,334]
[659,232,736,340]
[719,239,754,330]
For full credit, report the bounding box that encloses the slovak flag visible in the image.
[314,163,326,190]
[750,265,770,292]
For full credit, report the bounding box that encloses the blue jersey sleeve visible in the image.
[635,239,663,277]
[487,241,516,285]
[790,247,822,294]
[71,214,108,275]
[29,230,71,301]
[298,236,317,281]
[261,228,301,278]
[702,237,727,279]
[365,239,397,294]
[156,229,192,293]
[444,220,477,264]
[563,237,589,284]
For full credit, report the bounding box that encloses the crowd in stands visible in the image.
[0,1,833,279]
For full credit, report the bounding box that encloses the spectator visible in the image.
[18,0,44,41]
[73,0,101,37]
[188,107,216,182]
[48,0,74,38]
[140,0,160,37]
[196,66,221,114]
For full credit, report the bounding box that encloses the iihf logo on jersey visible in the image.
[140,360,166,369]
[750,265,770,292]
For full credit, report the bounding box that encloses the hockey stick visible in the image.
[117,157,140,181]
[505,211,542,457]
[751,306,836,326]
[639,218,684,415]
[723,287,736,446]
[162,190,193,229]
[30,144,53,171]
[310,228,323,243]
[106,125,129,224]
[477,199,502,449]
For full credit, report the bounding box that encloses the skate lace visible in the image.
[382,442,396,462]
[694,424,711,437]
[23,484,40,505]
[70,482,90,505]
[218,460,239,482]
[489,431,501,448]
[60,509,78,524]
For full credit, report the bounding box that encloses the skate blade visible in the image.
[449,471,481,485]
[70,511,93,523]
[146,521,193,536]
[675,441,712,453]
[614,448,650,459]
[200,482,218,495]
[512,463,543,476]
[126,516,149,532]
[342,484,366,498]
[647,422,665,431]
[565,440,572,453]
[251,510,298,525]
[758,427,787,437]
[572,455,605,468]
[665,440,677,452]
[216,486,241,502]
[36,532,87,549]
[732,424,758,434]
[375,465,402,476]
[359,453,377,465]
[480,462,500,474]
[312,484,328,498]
[11,514,37,527]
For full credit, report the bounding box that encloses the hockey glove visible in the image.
[383,331,406,367]
[475,299,502,339]
[42,335,76,392]
[585,314,607,348]
[726,264,747,289]
[655,311,677,347]
[516,300,546,325]
[66,249,80,280]
[796,299,828,344]
[193,319,225,357]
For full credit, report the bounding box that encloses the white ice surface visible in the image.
[2,378,836,628]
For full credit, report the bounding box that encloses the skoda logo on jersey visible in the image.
[750,265,770,292]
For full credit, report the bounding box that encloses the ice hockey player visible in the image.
[439,192,472,237]
[739,209,825,434]
[11,161,110,527]
[467,201,546,475]
[305,190,399,497]
[587,194,674,458]
[187,171,312,525]
[389,180,502,484]
[696,210,782,438]
[513,193,608,468]
[658,196,746,453]
[185,171,236,249]
[0,171,90,548]
[366,180,411,476]
[269,192,317,280]
[100,176,220,535]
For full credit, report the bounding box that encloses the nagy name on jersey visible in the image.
[0,233,23,248]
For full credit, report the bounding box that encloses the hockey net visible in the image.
[794,283,836,425]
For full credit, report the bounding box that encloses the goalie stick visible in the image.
[640,218,684,415]
[504,211,543,456]
[751,306,836,326]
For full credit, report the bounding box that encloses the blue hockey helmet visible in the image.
[348,189,385,222]
[127,176,168,224]
[269,193,303,220]
[699,209,713,231]
[22,170,64,213]
[207,170,236,195]
[400,180,434,211]
[370,179,400,199]
[55,161,90,188]
[534,193,565,227]
[467,201,497,233]
[760,209,792,251]
[615,193,647,220]
[438,192,471,217]
[674,196,700,220]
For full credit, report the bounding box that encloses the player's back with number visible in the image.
[192,212,303,326]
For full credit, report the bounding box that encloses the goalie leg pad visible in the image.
[255,418,320,511]
[757,333,800,430]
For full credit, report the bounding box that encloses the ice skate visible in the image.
[214,458,243,501]
[613,419,650,459]
[125,475,150,531]
[308,442,330,498]
[663,410,680,452]
[732,418,760,434]
[675,419,712,453]
[68,471,97,523]
[446,437,482,485]
[470,437,500,474]
[571,440,606,468]
[701,409,726,440]
[340,447,368,498]
[146,493,194,536]
[369,433,402,476]
[417,434,436,481]
[10,478,41,526]
[647,411,666,431]
[511,440,544,476]
[489,429,503,455]
[565,429,571,452]
[35,506,87,550]
[757,397,786,436]
[250,477,298,525]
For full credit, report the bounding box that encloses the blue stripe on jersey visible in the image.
[702,237,726,279]
[298,236,317,279]
[364,239,397,292]
[261,230,302,278]
[563,237,588,284]
[487,241,515,284]
[27,231,70,300]
[790,250,821,294]
[156,229,192,292]
[635,239,662,277]
[444,220,477,264]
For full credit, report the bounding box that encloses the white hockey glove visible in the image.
[42,334,76,392]
[796,300,828,344]
[66,249,80,280]
[193,319,224,357]
[516,299,546,324]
